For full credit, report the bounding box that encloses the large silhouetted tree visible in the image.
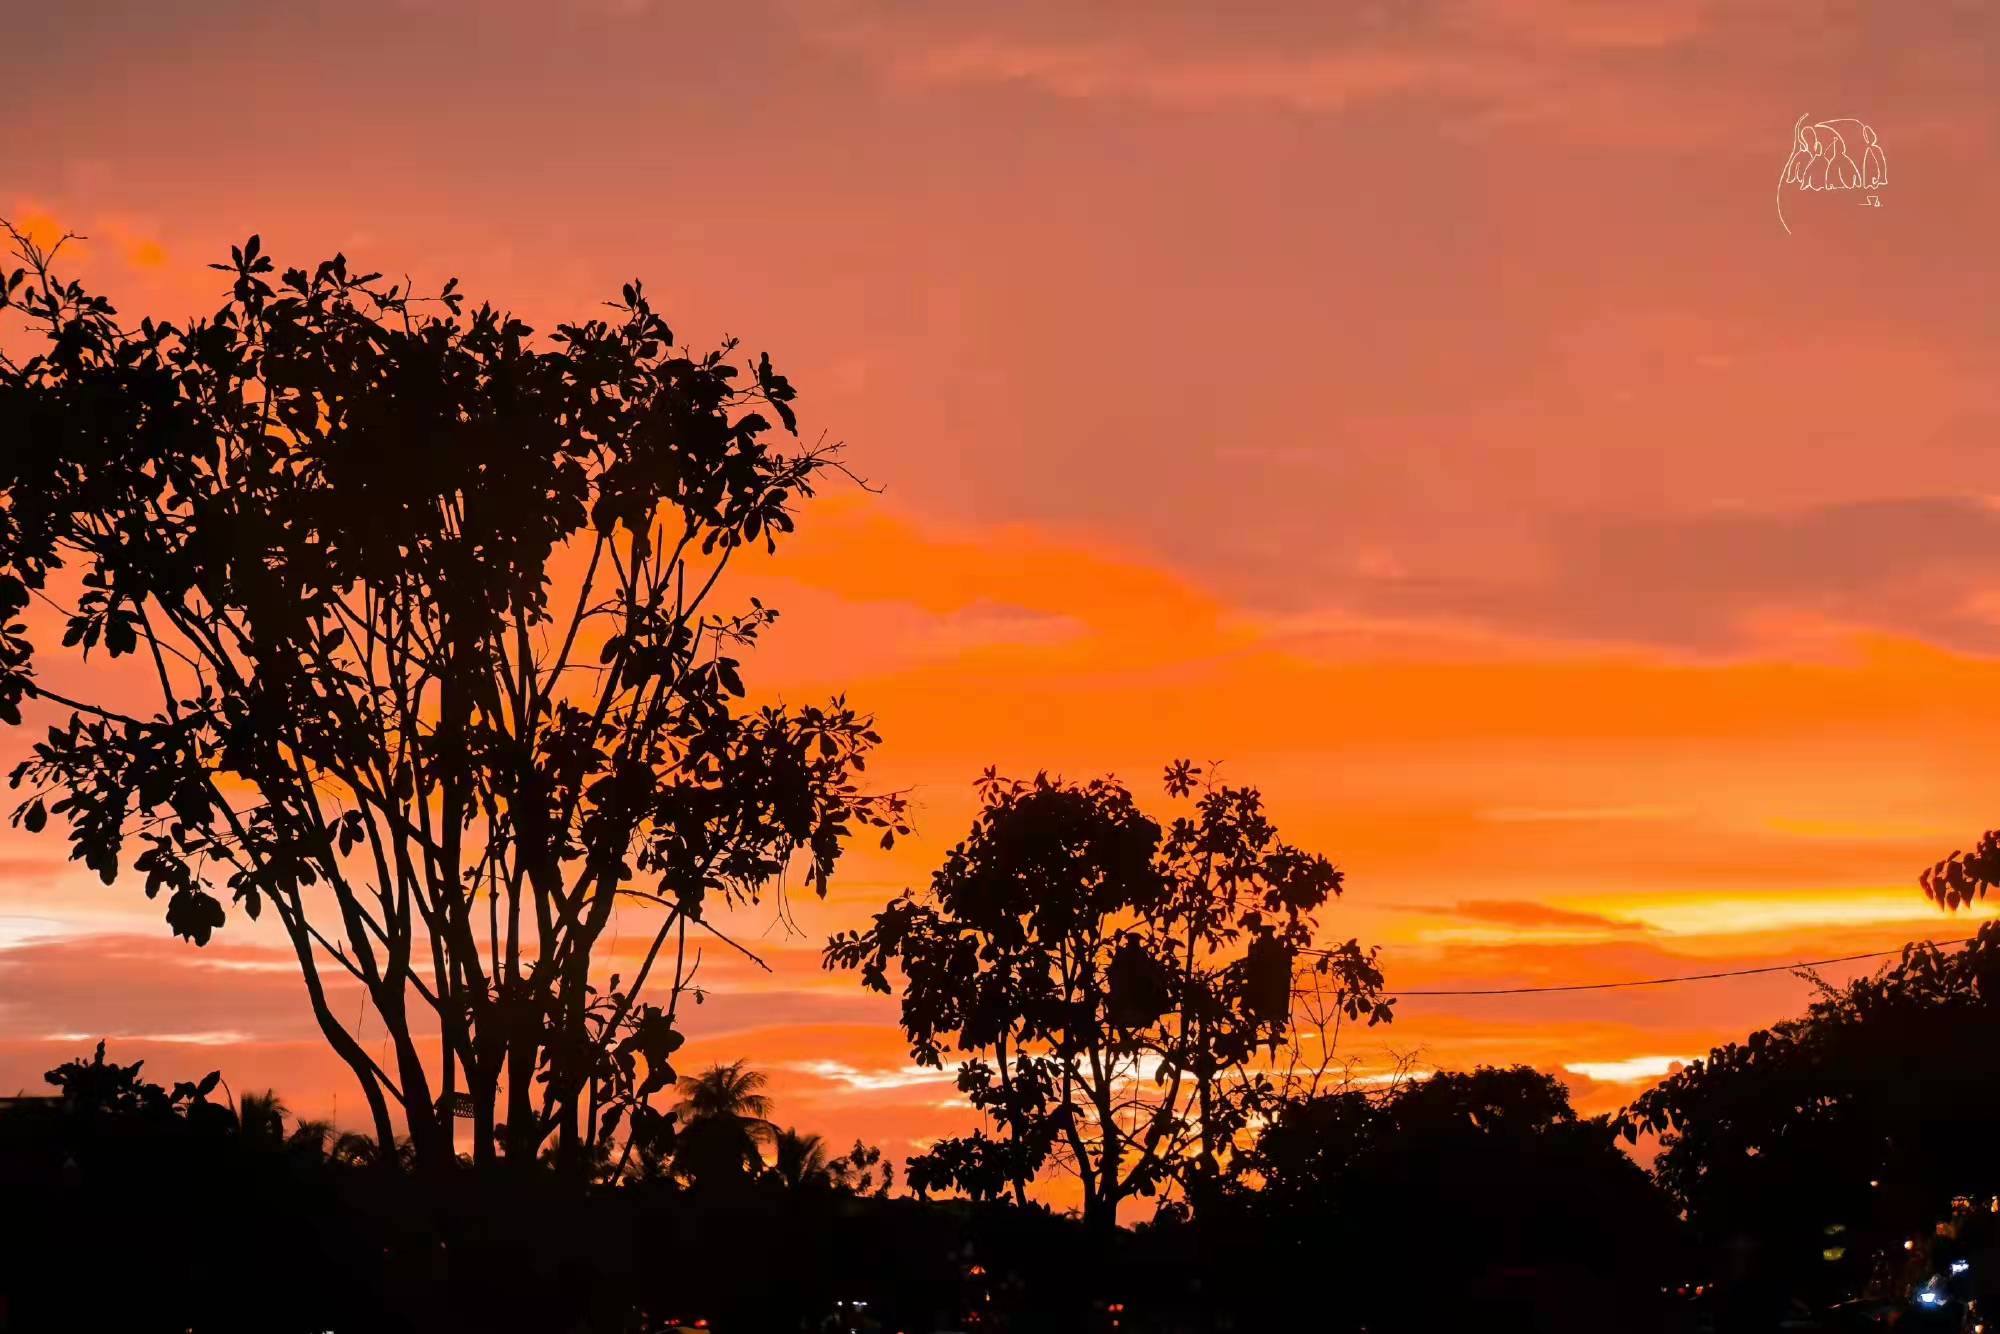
[0,224,907,1173]
[826,762,1391,1229]
[1626,927,2000,1314]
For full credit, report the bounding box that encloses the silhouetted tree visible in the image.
[2,1045,649,1332]
[1627,927,2000,1319]
[0,224,907,1173]
[1221,1066,1680,1332]
[827,762,1390,1229]
[329,1129,385,1169]
[826,1136,896,1197]
[286,1116,333,1158]
[41,1039,234,1133]
[770,1125,830,1189]
[672,1059,773,1184]
[0,1046,331,1330]
[237,1088,288,1146]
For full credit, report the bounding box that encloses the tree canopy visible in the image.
[1626,925,2000,1310]
[826,762,1390,1227]
[0,224,907,1173]
[670,1060,775,1185]
[1216,1066,1682,1332]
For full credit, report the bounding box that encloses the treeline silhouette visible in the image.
[11,925,2000,1332]
[2,229,1996,1332]
[0,1041,1673,1333]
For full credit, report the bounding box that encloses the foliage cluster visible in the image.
[827,763,1392,1227]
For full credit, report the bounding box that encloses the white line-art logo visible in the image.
[1777,114,1887,235]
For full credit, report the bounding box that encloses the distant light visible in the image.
[1906,1240,1917,1251]
[1919,1290,1946,1307]
[1954,1260,1973,1275]
[1823,1247,1847,1262]
[1870,1180,1881,1188]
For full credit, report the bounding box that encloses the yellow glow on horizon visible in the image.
[1563,1055,1688,1083]
[1596,891,1985,939]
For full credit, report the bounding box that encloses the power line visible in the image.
[1359,936,1979,999]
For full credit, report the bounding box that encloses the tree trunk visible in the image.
[995,1033,1031,1207]
[277,908,403,1168]
[380,986,445,1170]
[505,1016,540,1166]
[359,1069,399,1167]
[1093,1085,1120,1233]
[470,1070,497,1168]
[1197,1069,1217,1179]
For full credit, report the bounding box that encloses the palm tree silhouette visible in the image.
[677,1061,774,1123]
[671,1061,774,1183]
[237,1089,289,1147]
[287,1118,334,1158]
[329,1130,384,1169]
[770,1126,831,1189]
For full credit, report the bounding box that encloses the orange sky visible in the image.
[2,0,1998,1188]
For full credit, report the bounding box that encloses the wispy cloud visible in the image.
[797,0,1844,149]
[785,1059,957,1092]
[1564,1054,1687,1083]
[803,0,1682,121]
[47,1030,253,1047]
[1448,899,1648,933]
[0,916,89,951]
[1610,891,1987,939]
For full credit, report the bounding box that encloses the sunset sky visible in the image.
[2,0,1998,1179]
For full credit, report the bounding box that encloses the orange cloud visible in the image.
[123,235,168,269]
[1444,900,1649,933]
[4,203,168,273]
[8,205,69,251]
